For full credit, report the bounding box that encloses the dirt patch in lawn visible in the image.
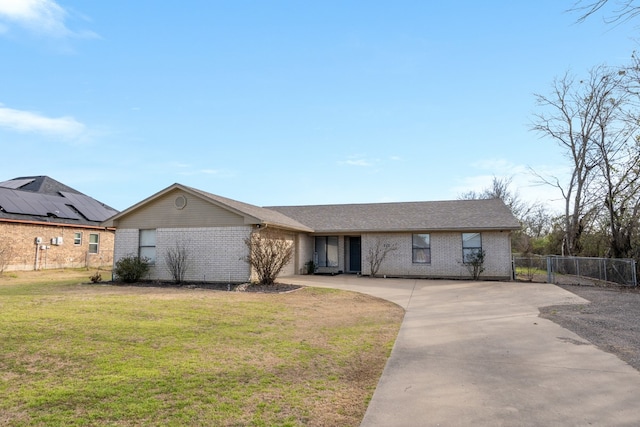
[539,284,640,371]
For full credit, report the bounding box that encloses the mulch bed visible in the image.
[539,283,640,371]
[106,280,303,293]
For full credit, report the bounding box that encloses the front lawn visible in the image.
[0,271,403,426]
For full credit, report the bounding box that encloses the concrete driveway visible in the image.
[284,275,640,426]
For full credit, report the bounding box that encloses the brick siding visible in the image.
[361,231,512,279]
[114,226,253,283]
[296,231,513,280]
[0,221,114,271]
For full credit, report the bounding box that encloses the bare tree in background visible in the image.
[459,176,529,219]
[366,238,398,278]
[532,64,637,256]
[570,0,640,24]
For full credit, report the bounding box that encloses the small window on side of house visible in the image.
[88,233,99,254]
[462,232,482,263]
[412,234,431,264]
[74,232,82,245]
[139,229,157,264]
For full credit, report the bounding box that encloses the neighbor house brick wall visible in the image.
[0,221,114,271]
[360,231,513,280]
[114,226,253,283]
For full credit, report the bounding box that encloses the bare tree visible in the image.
[531,65,629,255]
[591,82,640,258]
[459,176,530,219]
[164,240,191,284]
[570,0,640,24]
[243,229,293,285]
[464,249,486,280]
[366,238,398,278]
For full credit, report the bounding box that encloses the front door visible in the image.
[349,237,361,273]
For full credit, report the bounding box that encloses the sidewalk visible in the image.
[285,275,640,426]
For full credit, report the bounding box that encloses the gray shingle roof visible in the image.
[184,185,313,232]
[104,183,520,233]
[267,199,520,233]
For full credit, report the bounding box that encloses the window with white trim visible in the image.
[139,229,157,264]
[462,233,482,263]
[412,234,431,263]
[74,232,82,245]
[88,233,99,254]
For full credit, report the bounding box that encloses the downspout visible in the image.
[34,244,39,270]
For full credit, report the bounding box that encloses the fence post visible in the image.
[632,259,638,287]
[546,256,553,283]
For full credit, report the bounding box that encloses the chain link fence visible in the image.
[513,255,637,287]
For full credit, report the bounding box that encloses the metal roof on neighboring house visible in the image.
[267,199,521,233]
[0,176,118,226]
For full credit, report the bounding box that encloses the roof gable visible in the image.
[103,184,313,232]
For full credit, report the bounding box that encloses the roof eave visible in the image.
[308,226,520,234]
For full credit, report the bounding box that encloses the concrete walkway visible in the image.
[284,275,640,426]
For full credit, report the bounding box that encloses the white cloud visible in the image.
[0,104,87,140]
[0,0,96,39]
[339,155,378,167]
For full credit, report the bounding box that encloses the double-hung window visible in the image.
[139,229,157,264]
[315,236,338,267]
[88,233,99,254]
[462,233,482,263]
[412,234,431,263]
[74,232,82,246]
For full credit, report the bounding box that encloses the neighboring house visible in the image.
[103,183,520,282]
[0,176,118,271]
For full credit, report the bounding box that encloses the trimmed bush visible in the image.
[114,255,150,283]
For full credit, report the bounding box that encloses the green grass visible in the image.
[515,266,548,280]
[0,275,403,426]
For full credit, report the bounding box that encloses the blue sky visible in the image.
[1,1,637,212]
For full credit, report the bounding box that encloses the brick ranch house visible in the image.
[0,176,118,271]
[102,183,520,282]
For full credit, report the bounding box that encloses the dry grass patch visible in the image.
[0,271,403,426]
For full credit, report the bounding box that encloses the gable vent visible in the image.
[174,195,187,210]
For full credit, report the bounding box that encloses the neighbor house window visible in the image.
[88,233,99,254]
[412,234,431,263]
[462,233,482,263]
[139,229,156,264]
[74,232,82,245]
[315,236,338,267]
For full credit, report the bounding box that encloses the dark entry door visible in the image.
[349,237,361,273]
